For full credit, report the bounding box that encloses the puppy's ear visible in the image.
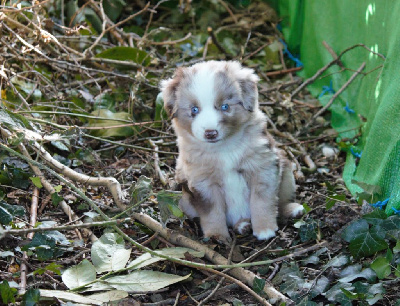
[160,68,184,118]
[237,67,260,112]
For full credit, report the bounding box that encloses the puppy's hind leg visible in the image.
[278,159,304,220]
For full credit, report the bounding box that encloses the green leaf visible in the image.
[339,265,376,283]
[51,192,63,206]
[33,262,62,276]
[302,203,312,213]
[91,233,131,273]
[362,209,387,225]
[0,201,25,225]
[252,277,266,295]
[22,232,66,261]
[54,185,62,193]
[0,280,17,304]
[342,219,369,243]
[88,109,136,138]
[154,92,168,127]
[340,288,358,300]
[324,282,353,305]
[393,240,400,253]
[102,270,191,292]
[323,254,350,269]
[130,176,153,204]
[21,288,40,306]
[62,259,96,290]
[29,176,43,188]
[299,221,318,242]
[104,0,125,22]
[349,230,388,258]
[96,47,151,66]
[395,264,400,277]
[370,257,391,279]
[326,194,346,209]
[157,190,185,227]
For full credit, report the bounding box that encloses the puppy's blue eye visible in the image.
[191,106,199,115]
[221,104,229,111]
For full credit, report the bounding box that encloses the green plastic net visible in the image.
[269,0,400,215]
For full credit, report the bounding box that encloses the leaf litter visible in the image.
[0,1,399,305]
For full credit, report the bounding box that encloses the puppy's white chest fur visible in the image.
[219,144,251,226]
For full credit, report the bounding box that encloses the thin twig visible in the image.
[19,187,39,295]
[291,43,385,98]
[148,139,168,186]
[298,62,366,135]
[2,218,132,237]
[207,27,230,57]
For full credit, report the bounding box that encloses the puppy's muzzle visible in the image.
[204,129,218,141]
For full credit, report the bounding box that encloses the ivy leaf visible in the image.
[349,230,388,258]
[326,194,346,209]
[342,219,369,243]
[29,177,43,188]
[130,176,153,204]
[0,280,17,304]
[362,209,387,225]
[21,288,40,306]
[51,192,63,206]
[324,282,353,305]
[157,191,185,227]
[0,201,25,225]
[22,232,66,261]
[299,221,318,242]
[252,277,266,295]
[33,262,62,276]
[338,265,376,283]
[370,257,391,279]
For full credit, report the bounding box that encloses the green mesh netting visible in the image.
[269,0,400,215]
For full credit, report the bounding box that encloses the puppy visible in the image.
[161,61,304,243]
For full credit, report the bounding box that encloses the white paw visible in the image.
[290,204,305,218]
[235,219,252,235]
[254,228,277,241]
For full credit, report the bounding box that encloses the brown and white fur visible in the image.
[161,61,304,243]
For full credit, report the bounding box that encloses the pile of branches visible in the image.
[0,1,376,305]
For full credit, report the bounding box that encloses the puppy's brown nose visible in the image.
[204,129,218,140]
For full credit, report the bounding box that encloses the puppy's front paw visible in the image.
[204,229,232,245]
[289,203,305,218]
[234,219,252,235]
[206,234,232,245]
[253,228,278,241]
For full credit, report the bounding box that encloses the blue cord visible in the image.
[370,198,390,209]
[279,39,303,67]
[391,207,400,215]
[344,101,356,114]
[318,80,336,98]
[350,148,362,158]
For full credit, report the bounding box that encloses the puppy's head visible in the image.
[160,61,259,143]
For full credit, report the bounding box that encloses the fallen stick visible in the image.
[2,218,132,237]
[132,212,291,304]
[19,187,39,295]
[29,137,127,210]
